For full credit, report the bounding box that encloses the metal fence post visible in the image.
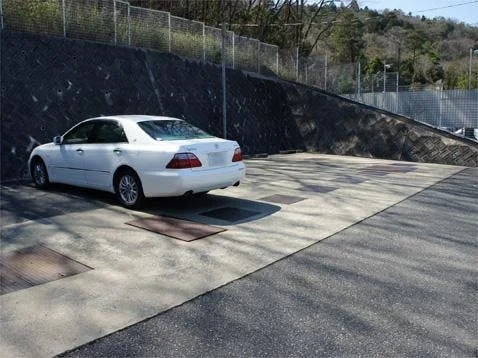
[295,47,299,81]
[305,60,308,84]
[383,63,387,93]
[127,4,131,46]
[0,0,4,30]
[220,0,227,140]
[396,72,399,113]
[257,41,261,74]
[232,33,235,69]
[62,0,66,37]
[276,47,279,74]
[113,0,117,45]
[324,53,328,90]
[357,61,361,97]
[438,84,443,127]
[168,12,171,53]
[202,22,205,61]
[469,48,473,90]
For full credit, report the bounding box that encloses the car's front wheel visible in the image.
[115,169,145,209]
[31,158,50,189]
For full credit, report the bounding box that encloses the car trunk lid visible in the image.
[175,138,238,170]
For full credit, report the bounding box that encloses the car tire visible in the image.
[31,158,50,189]
[115,169,145,209]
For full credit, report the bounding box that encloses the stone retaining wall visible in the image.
[1,30,476,181]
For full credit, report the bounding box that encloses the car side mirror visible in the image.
[53,135,62,145]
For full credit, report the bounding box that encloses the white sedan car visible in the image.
[29,115,246,208]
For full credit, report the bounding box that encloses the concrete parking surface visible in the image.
[61,168,478,357]
[0,153,475,357]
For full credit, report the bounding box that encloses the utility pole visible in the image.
[221,0,227,139]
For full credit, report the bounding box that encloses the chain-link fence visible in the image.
[234,35,260,73]
[278,48,298,81]
[129,7,169,51]
[346,88,478,129]
[0,0,282,74]
[203,25,221,64]
[1,0,476,130]
[259,42,278,76]
[114,0,129,46]
[170,16,204,60]
[2,0,64,36]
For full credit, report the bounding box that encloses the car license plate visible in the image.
[208,151,227,167]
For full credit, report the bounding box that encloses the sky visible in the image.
[356,0,478,25]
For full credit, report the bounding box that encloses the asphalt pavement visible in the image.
[60,168,478,357]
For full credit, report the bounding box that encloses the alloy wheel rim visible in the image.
[34,164,46,185]
[119,174,138,205]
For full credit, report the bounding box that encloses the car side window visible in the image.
[89,121,128,144]
[62,122,96,144]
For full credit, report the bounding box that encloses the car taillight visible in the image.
[232,147,243,162]
[166,153,202,169]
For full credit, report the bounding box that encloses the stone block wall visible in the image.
[1,30,476,181]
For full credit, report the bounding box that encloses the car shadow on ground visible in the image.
[141,194,281,226]
[1,182,281,227]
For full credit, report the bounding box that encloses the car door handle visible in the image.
[113,149,122,155]
[76,148,84,154]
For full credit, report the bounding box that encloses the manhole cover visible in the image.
[126,215,226,242]
[259,194,306,204]
[199,207,260,222]
[299,185,337,193]
[0,245,92,296]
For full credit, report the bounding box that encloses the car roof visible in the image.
[89,115,183,124]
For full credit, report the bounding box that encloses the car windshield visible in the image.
[137,120,214,141]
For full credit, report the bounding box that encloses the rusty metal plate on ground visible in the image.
[0,245,92,295]
[358,169,389,176]
[259,194,307,205]
[199,207,261,223]
[126,216,226,241]
[299,185,337,193]
[334,177,366,184]
[361,164,416,174]
[370,164,416,173]
[392,163,416,167]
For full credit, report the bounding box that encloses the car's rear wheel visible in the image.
[31,158,49,189]
[115,169,144,209]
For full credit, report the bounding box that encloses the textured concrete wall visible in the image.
[1,30,477,181]
[285,84,478,165]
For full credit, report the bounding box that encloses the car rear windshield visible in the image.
[137,120,214,141]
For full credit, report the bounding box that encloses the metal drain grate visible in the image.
[299,185,337,193]
[199,207,260,223]
[360,165,417,174]
[334,177,366,184]
[0,245,92,295]
[126,215,226,241]
[358,169,389,176]
[259,194,307,204]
